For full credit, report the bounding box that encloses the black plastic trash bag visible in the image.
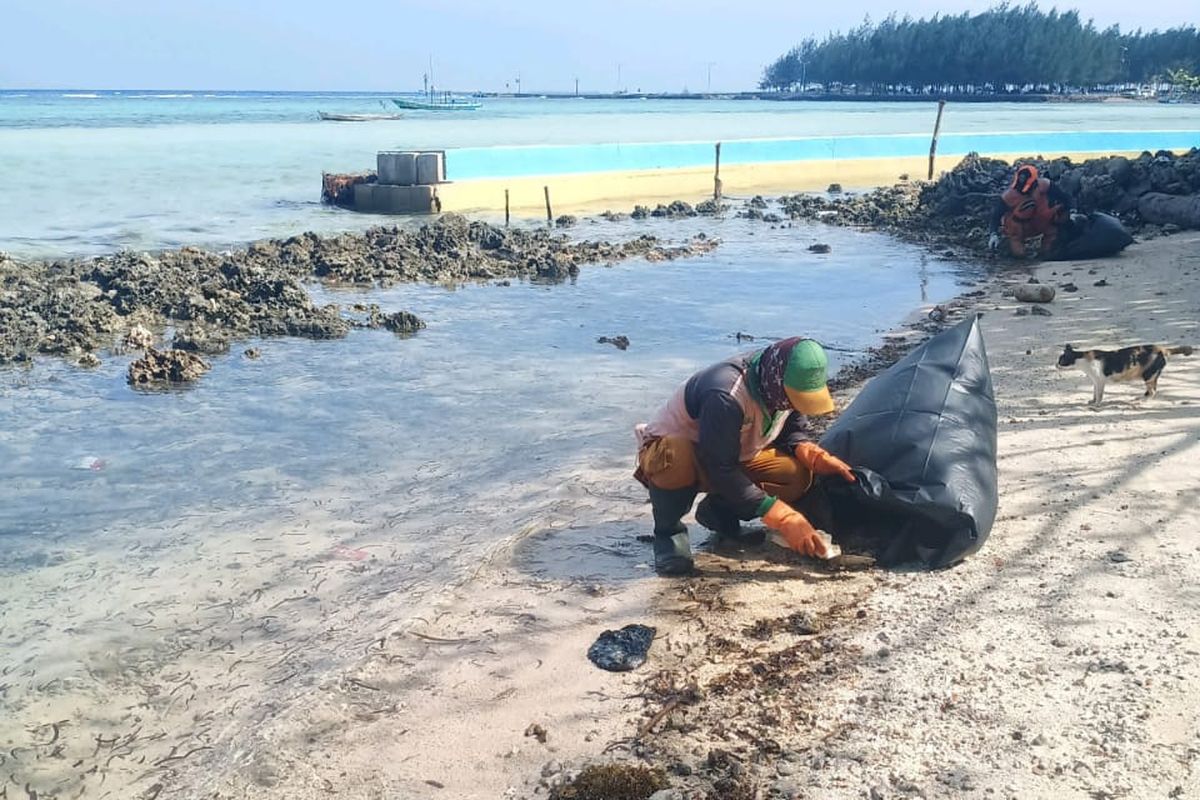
[800,315,997,568]
[1052,212,1133,260]
[587,624,656,671]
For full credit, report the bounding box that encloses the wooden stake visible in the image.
[544,185,553,224]
[505,189,510,227]
[928,100,946,180]
[714,142,723,202]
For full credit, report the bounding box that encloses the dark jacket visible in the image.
[684,359,811,519]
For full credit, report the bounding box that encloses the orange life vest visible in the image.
[1001,177,1058,226]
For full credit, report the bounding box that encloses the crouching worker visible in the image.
[988,163,1073,259]
[633,337,856,576]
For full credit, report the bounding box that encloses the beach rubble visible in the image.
[0,215,718,365]
[1014,283,1056,303]
[775,148,1200,253]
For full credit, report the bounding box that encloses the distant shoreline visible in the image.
[474,91,1181,104]
[4,88,1187,105]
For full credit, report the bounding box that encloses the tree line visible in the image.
[760,4,1200,93]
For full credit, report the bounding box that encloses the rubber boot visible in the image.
[696,494,766,547]
[648,485,697,575]
[653,524,694,576]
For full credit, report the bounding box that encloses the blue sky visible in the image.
[4,0,1195,92]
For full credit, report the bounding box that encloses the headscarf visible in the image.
[747,337,834,417]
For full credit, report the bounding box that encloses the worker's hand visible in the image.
[762,500,829,558]
[794,442,856,483]
[987,232,1001,251]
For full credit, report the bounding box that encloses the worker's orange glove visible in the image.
[794,442,856,483]
[762,500,828,558]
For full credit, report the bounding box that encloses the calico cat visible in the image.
[1057,343,1193,406]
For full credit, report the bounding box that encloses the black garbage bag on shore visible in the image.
[1051,212,1133,260]
[799,315,997,568]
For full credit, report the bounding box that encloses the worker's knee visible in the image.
[742,449,814,504]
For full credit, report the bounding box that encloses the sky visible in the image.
[3,0,1196,92]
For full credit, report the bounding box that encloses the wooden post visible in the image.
[928,100,946,180]
[714,142,723,202]
[505,189,510,227]
[544,185,553,224]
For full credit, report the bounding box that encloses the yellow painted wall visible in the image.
[434,150,1161,218]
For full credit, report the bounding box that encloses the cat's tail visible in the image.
[1168,345,1194,356]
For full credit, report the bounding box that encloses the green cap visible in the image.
[784,340,835,415]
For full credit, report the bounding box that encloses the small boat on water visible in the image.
[393,67,483,110]
[391,96,481,111]
[318,111,406,121]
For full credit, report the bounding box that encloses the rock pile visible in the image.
[778,148,1200,253]
[0,215,718,365]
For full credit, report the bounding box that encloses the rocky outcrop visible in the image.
[777,148,1200,254]
[127,348,210,386]
[0,216,719,365]
[172,325,231,354]
[381,310,426,336]
[1138,192,1200,229]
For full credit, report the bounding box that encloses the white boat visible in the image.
[318,111,406,121]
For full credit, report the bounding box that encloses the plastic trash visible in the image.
[1053,212,1133,260]
[815,530,842,559]
[587,624,656,672]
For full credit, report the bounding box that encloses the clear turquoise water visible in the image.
[3,90,1199,258]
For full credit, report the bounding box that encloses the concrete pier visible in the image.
[353,150,447,214]
[354,183,438,214]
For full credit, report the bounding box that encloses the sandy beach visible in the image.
[4,229,1180,799]
[325,233,1195,799]
[334,229,1199,800]
[2,185,1198,800]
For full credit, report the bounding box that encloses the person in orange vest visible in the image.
[988,164,1074,258]
[633,337,855,575]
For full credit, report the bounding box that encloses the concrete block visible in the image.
[353,183,376,209]
[416,152,444,185]
[377,151,418,186]
[355,183,435,214]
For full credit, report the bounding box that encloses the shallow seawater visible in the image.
[0,216,972,549]
[0,217,978,793]
[4,91,1199,258]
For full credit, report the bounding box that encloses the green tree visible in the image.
[759,4,1200,92]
